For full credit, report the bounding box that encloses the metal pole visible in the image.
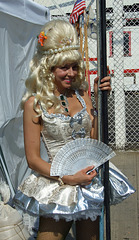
[96,0,111,239]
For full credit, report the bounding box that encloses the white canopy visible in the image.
[0,0,50,196]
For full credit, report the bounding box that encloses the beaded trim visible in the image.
[40,90,87,120]
[58,177,64,186]
[40,45,80,55]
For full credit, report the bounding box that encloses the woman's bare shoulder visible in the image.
[24,96,35,111]
[23,96,41,124]
[78,89,92,106]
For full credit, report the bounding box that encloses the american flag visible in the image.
[69,0,86,24]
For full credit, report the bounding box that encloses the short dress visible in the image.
[14,90,104,222]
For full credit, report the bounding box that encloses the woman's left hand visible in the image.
[94,66,112,97]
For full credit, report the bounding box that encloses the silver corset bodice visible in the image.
[41,90,92,162]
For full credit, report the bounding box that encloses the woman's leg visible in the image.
[37,217,73,240]
[76,217,99,240]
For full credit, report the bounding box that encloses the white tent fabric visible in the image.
[0,0,50,126]
[0,0,50,195]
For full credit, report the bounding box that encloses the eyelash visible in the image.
[61,66,78,71]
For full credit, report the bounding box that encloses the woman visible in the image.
[14,20,111,240]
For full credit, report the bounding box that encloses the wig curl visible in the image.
[22,20,88,114]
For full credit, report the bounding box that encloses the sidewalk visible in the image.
[106,151,139,240]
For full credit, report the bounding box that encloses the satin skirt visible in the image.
[13,173,104,222]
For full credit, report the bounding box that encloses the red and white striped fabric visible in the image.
[69,0,86,24]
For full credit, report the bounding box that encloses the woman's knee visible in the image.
[37,217,73,240]
[76,217,99,240]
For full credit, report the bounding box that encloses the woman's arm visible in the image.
[24,97,97,186]
[82,90,98,139]
[23,97,56,178]
[84,74,111,139]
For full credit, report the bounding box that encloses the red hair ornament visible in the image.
[37,31,47,46]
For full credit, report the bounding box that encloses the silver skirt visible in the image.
[13,173,104,222]
[13,162,135,222]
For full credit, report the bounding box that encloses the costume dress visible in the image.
[14,90,104,222]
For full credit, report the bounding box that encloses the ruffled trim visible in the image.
[13,174,104,222]
[14,190,102,222]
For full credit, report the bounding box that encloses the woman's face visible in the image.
[53,63,78,92]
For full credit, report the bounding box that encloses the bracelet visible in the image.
[58,177,64,186]
[94,108,98,117]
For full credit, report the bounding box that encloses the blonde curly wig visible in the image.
[22,19,88,114]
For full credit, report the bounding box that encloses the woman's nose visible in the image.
[67,67,74,76]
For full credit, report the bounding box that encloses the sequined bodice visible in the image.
[41,90,92,162]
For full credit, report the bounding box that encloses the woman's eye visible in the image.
[72,65,78,71]
[60,64,78,71]
[60,66,68,70]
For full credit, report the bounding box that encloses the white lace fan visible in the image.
[50,138,116,177]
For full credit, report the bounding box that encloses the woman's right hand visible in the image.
[62,165,97,186]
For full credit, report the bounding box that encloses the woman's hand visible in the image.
[94,66,112,101]
[62,165,97,186]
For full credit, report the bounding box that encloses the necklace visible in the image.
[59,94,69,113]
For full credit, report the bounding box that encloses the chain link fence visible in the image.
[32,0,139,151]
[106,1,139,151]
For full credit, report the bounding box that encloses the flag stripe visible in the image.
[69,0,86,24]
[72,3,86,13]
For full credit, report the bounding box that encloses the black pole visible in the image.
[97,0,111,239]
